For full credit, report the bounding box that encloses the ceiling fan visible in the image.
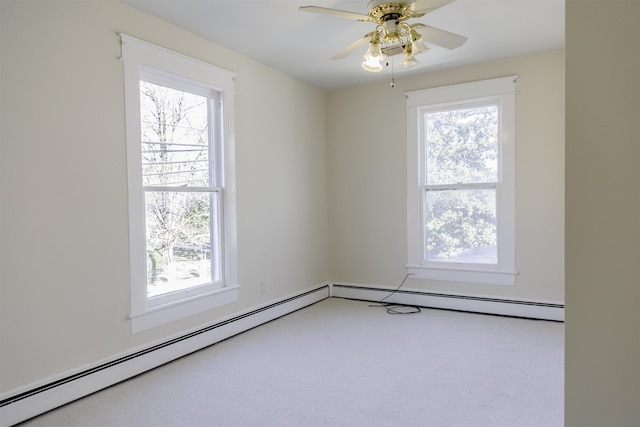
[300,0,467,72]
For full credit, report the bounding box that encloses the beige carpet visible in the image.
[19,298,564,426]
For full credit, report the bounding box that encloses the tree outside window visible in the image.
[139,80,221,297]
[423,105,498,264]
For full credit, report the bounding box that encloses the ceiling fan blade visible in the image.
[410,0,456,15]
[299,6,370,22]
[331,34,373,60]
[413,23,467,50]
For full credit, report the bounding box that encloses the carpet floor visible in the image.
[19,298,564,426]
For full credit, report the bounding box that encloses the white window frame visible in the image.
[121,34,239,333]
[406,76,518,285]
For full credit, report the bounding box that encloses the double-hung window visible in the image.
[406,76,517,285]
[121,35,238,333]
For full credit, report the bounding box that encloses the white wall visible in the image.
[565,1,640,425]
[327,49,565,303]
[0,0,328,394]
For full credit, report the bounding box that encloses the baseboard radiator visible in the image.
[0,285,330,427]
[331,283,564,322]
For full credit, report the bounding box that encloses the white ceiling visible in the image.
[120,0,565,90]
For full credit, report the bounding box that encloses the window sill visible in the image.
[407,265,517,286]
[129,285,240,334]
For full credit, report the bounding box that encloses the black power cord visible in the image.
[369,273,421,315]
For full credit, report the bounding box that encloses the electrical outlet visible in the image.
[260,282,266,294]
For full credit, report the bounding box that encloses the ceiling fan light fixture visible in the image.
[399,43,419,70]
[362,53,384,72]
[362,33,384,72]
[409,29,429,55]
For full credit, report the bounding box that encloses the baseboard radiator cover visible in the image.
[331,283,564,321]
[0,285,330,427]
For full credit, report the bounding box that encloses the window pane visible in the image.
[425,105,498,185]
[424,188,497,264]
[145,191,219,297]
[140,81,210,187]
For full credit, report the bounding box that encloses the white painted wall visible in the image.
[565,1,640,425]
[327,49,565,303]
[0,0,328,394]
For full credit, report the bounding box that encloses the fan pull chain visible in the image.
[390,55,396,88]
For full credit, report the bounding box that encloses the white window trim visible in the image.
[121,34,239,333]
[405,76,518,286]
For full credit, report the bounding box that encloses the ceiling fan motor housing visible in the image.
[367,1,424,23]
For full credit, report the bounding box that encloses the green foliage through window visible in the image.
[423,104,499,264]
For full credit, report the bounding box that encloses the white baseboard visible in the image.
[0,284,330,427]
[330,283,564,321]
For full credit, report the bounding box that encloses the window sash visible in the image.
[420,100,502,269]
[421,184,499,268]
[143,188,225,308]
[422,101,500,187]
[139,73,222,189]
[137,78,224,304]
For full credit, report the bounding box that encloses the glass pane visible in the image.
[145,191,219,297]
[424,188,497,264]
[424,105,498,185]
[139,81,211,187]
